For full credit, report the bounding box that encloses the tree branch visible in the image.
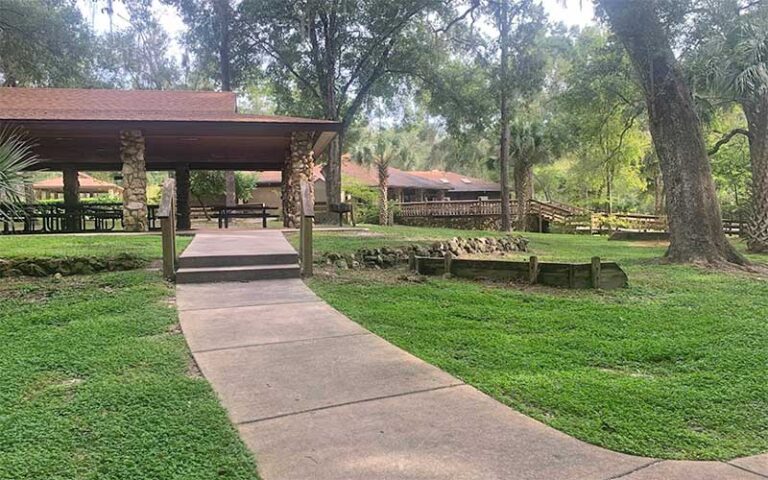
[708,128,752,156]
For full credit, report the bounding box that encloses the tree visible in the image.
[96,12,180,89]
[597,0,745,265]
[688,1,768,252]
[509,120,550,228]
[0,128,38,221]
[351,129,409,226]
[0,0,95,87]
[190,170,257,217]
[164,0,238,204]
[235,0,444,206]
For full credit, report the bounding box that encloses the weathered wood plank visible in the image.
[412,256,627,290]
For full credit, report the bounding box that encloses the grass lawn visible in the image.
[295,225,768,460]
[0,234,193,260]
[0,237,259,479]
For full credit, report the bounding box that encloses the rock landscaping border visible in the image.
[0,254,147,278]
[321,235,528,269]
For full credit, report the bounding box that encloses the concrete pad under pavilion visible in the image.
[0,87,339,231]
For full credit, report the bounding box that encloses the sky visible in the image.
[78,0,596,60]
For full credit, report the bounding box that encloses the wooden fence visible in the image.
[411,254,628,289]
[397,199,584,223]
[398,199,744,235]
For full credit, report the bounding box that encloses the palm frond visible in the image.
[0,126,38,222]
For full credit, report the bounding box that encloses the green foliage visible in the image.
[553,27,651,213]
[343,178,379,224]
[190,171,258,205]
[0,128,38,221]
[0,0,95,87]
[37,194,123,205]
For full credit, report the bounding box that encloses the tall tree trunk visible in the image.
[606,166,613,215]
[742,95,768,252]
[514,160,532,230]
[600,0,745,265]
[325,133,343,206]
[215,0,236,208]
[654,172,664,216]
[377,160,389,226]
[498,0,512,232]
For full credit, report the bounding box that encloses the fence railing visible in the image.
[397,199,581,223]
[397,199,744,235]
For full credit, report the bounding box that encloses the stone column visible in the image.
[175,165,191,230]
[120,130,148,232]
[282,131,315,228]
[63,168,80,232]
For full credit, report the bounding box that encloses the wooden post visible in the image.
[157,178,177,281]
[62,168,80,232]
[591,256,601,289]
[568,264,576,289]
[299,179,314,277]
[528,255,538,284]
[408,252,416,272]
[444,251,453,277]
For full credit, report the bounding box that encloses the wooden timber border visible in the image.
[411,254,628,290]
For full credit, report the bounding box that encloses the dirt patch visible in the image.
[186,354,203,379]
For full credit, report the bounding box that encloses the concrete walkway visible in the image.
[177,232,767,480]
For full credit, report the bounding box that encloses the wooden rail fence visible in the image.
[397,199,744,235]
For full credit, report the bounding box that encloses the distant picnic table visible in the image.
[213,204,279,229]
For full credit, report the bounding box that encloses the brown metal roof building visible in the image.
[33,172,123,199]
[0,87,339,229]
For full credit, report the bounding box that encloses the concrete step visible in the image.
[178,252,298,269]
[176,264,301,284]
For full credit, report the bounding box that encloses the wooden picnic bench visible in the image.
[213,204,279,229]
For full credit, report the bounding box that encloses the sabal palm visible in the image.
[699,6,768,252]
[352,131,407,226]
[0,127,38,221]
[509,120,549,230]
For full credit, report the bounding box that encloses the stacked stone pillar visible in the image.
[62,168,80,232]
[282,131,315,228]
[120,130,148,232]
[175,165,191,230]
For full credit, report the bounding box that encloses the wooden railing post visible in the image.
[591,256,601,289]
[157,178,177,281]
[299,180,314,278]
[529,256,539,284]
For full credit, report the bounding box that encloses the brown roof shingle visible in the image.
[409,170,500,192]
[0,87,338,124]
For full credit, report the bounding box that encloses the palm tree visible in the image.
[695,4,768,252]
[0,127,38,222]
[509,120,549,230]
[352,129,408,226]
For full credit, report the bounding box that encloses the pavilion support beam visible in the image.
[175,165,191,231]
[63,168,80,232]
[283,131,315,228]
[120,130,148,232]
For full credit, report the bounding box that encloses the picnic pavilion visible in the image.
[0,87,339,231]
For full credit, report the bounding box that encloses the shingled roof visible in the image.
[256,158,450,190]
[409,170,500,192]
[0,87,337,124]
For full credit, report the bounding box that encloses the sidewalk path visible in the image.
[176,232,767,480]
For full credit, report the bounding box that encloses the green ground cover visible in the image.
[0,234,192,260]
[297,225,768,460]
[0,237,259,480]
